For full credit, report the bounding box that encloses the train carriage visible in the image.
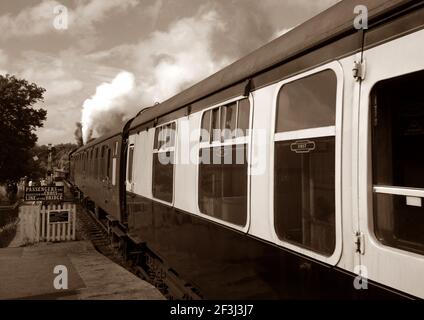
[70,0,424,299]
[70,129,125,222]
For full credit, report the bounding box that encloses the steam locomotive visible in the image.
[69,0,424,299]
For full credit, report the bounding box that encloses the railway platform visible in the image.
[0,240,164,300]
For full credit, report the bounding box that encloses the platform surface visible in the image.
[0,241,164,300]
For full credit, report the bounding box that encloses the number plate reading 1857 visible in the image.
[290,140,316,153]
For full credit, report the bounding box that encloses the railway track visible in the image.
[77,205,125,266]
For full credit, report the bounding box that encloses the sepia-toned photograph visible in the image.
[0,0,423,310]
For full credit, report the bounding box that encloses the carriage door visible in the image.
[357,26,424,298]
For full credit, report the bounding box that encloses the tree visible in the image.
[0,74,47,183]
[30,143,77,179]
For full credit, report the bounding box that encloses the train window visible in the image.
[95,147,99,179]
[114,141,119,156]
[128,144,134,184]
[91,149,94,176]
[100,146,106,178]
[106,148,111,179]
[372,69,424,255]
[166,123,176,147]
[198,98,251,227]
[152,122,176,203]
[201,110,211,142]
[211,108,220,142]
[83,152,86,172]
[275,70,336,133]
[200,98,251,143]
[221,103,237,140]
[199,145,248,226]
[274,70,337,256]
[154,126,161,150]
[237,98,250,137]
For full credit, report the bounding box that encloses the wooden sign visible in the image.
[48,210,69,223]
[24,186,64,201]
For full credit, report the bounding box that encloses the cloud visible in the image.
[69,0,138,33]
[0,49,8,66]
[18,52,84,99]
[98,7,230,104]
[0,1,58,39]
[134,9,229,104]
[4,50,121,145]
[143,0,163,29]
[0,0,138,40]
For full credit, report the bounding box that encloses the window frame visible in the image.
[369,71,424,257]
[127,143,135,184]
[196,94,252,232]
[94,147,99,180]
[151,120,177,206]
[106,147,112,180]
[270,62,344,266]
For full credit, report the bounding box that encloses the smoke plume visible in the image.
[74,122,84,147]
[81,71,135,143]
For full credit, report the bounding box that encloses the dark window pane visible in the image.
[95,148,99,179]
[100,147,105,177]
[276,70,337,132]
[155,123,176,150]
[237,98,250,137]
[372,70,424,255]
[156,127,167,150]
[201,110,211,142]
[221,103,237,140]
[152,151,174,203]
[372,70,424,188]
[128,146,134,183]
[211,108,220,142]
[154,127,160,150]
[106,149,111,179]
[274,137,336,255]
[198,144,248,226]
[374,193,424,255]
[166,122,176,148]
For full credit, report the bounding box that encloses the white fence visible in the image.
[40,203,76,241]
[16,203,76,244]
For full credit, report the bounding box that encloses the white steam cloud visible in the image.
[81,71,134,143]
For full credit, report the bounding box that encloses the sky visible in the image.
[0,0,340,145]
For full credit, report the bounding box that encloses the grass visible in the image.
[0,207,19,248]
